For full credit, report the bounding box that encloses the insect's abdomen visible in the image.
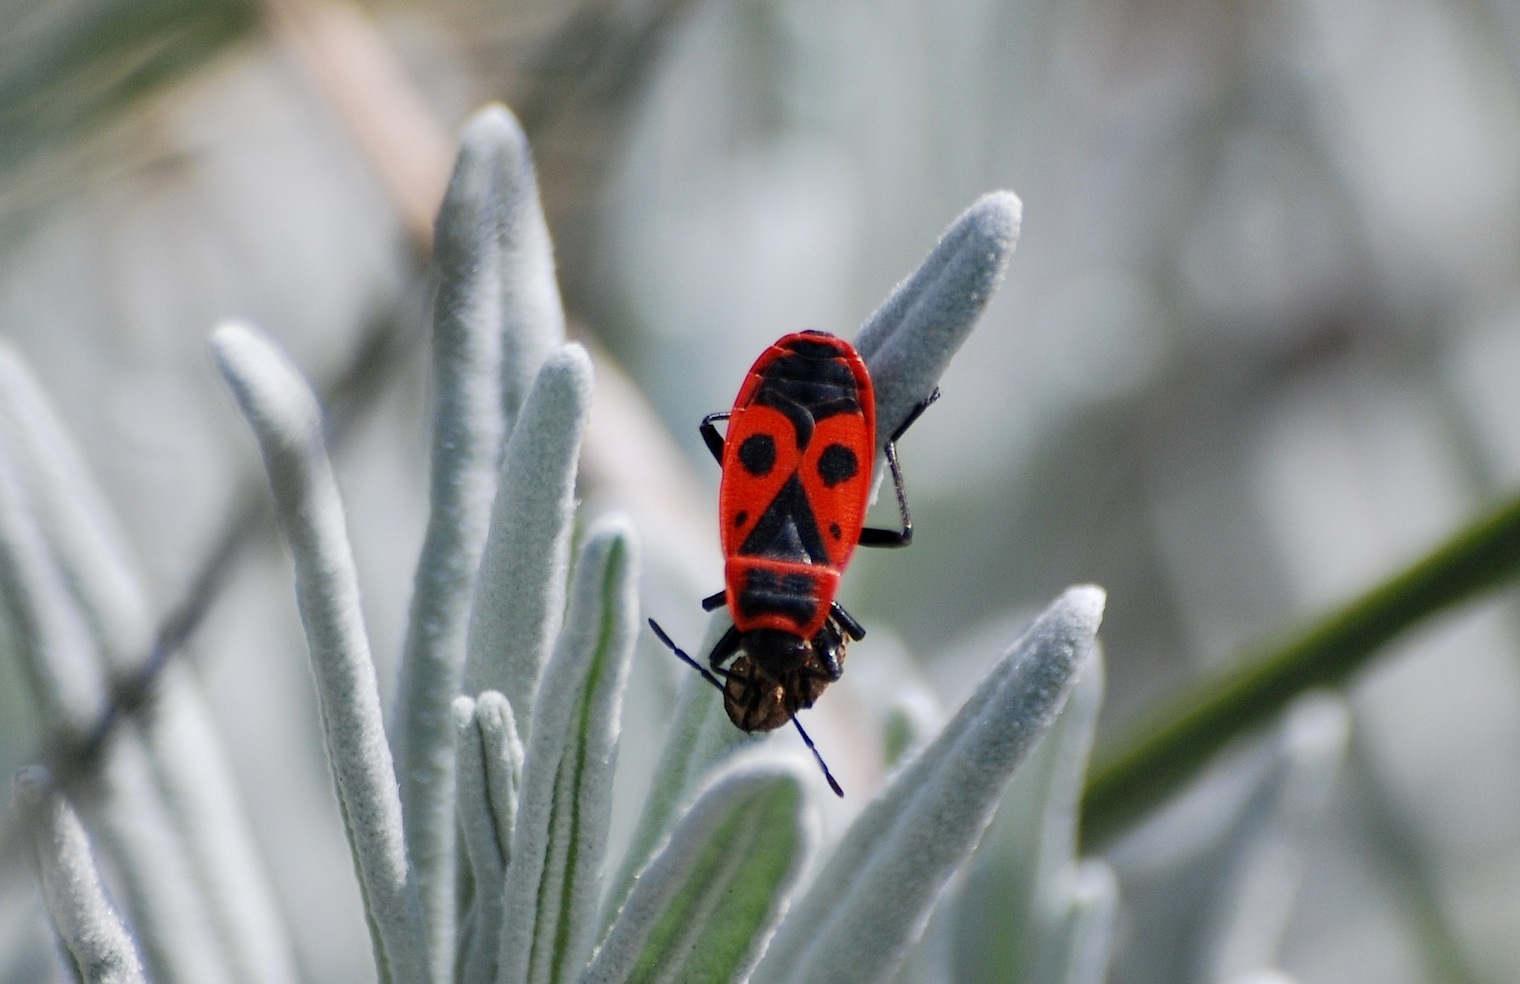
[724,556,841,639]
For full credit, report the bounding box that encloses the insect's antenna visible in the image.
[790,715,844,797]
[648,618,726,694]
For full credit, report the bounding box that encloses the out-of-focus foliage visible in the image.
[3,0,1520,982]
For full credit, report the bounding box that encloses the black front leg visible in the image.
[887,387,940,444]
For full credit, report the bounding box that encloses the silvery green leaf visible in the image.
[1224,973,1298,984]
[463,344,593,727]
[0,434,110,740]
[80,726,235,984]
[0,343,149,668]
[0,343,298,984]
[881,688,942,770]
[952,646,1106,984]
[497,518,639,984]
[1106,693,1348,984]
[211,321,423,984]
[475,691,526,863]
[751,585,1105,984]
[583,761,817,984]
[13,766,146,984]
[445,103,567,432]
[453,697,499,984]
[855,191,1022,444]
[601,615,764,930]
[453,692,525,984]
[396,102,565,980]
[1034,860,1119,984]
[0,442,228,984]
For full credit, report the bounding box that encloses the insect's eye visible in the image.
[738,433,777,476]
[816,443,858,488]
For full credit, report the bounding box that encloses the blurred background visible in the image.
[2,0,1520,981]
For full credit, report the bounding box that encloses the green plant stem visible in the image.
[1081,488,1520,849]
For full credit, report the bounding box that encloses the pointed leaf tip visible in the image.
[541,342,595,401]
[209,322,322,446]
[1052,585,1106,641]
[463,342,593,707]
[460,102,528,154]
[969,190,1023,249]
[752,586,1104,984]
[855,191,1025,443]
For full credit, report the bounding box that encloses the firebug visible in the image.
[650,330,935,795]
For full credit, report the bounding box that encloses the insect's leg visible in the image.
[830,603,867,642]
[800,653,844,685]
[700,412,731,463]
[648,619,725,694]
[857,441,913,548]
[889,387,940,443]
[706,623,743,673]
[701,590,725,611]
[857,390,937,549]
[790,715,844,797]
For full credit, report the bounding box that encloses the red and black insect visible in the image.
[650,330,934,795]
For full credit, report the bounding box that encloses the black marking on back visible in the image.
[740,474,828,563]
[738,433,777,476]
[752,339,862,448]
[737,566,820,624]
[816,443,858,487]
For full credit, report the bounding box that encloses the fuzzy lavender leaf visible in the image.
[211,321,422,984]
[0,343,298,984]
[14,766,147,984]
[752,585,1104,984]
[463,345,592,728]
[855,192,1022,448]
[583,762,817,984]
[600,614,764,933]
[497,518,639,984]
[396,102,570,980]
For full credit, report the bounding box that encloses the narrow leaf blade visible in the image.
[14,766,148,984]
[211,321,421,984]
[753,586,1105,984]
[464,345,593,728]
[855,191,1022,443]
[585,763,817,984]
[498,518,640,984]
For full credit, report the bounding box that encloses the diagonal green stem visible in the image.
[1081,488,1520,849]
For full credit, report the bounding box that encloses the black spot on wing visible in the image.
[738,433,777,476]
[816,443,858,488]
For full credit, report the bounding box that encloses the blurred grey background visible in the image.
[2,0,1520,981]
